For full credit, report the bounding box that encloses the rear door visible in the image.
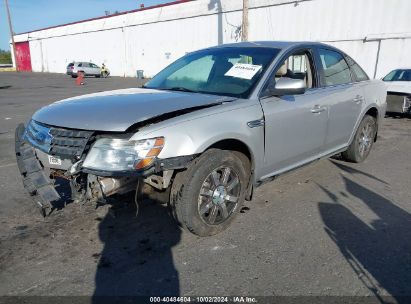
[83,62,93,75]
[90,63,100,75]
[259,48,329,178]
[314,48,364,152]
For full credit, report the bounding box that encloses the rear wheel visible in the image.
[342,115,377,163]
[170,149,249,236]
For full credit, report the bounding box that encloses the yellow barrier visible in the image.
[0,67,16,72]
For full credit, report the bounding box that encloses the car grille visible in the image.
[24,120,94,160]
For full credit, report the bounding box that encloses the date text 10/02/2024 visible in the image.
[149,296,257,303]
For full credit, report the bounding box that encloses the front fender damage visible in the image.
[15,123,197,216]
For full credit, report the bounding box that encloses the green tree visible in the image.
[0,49,12,64]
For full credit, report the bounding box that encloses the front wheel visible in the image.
[342,115,377,163]
[170,149,249,236]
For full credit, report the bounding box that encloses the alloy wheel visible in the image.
[358,121,374,157]
[197,166,241,225]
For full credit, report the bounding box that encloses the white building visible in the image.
[12,0,411,79]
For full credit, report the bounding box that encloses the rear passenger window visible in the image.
[345,55,369,82]
[318,49,352,86]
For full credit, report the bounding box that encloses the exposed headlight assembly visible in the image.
[83,137,164,172]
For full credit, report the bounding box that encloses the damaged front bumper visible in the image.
[15,123,194,215]
[15,124,61,215]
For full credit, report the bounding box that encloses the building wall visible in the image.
[13,0,411,78]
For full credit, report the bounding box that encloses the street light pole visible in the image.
[241,0,249,42]
[4,0,18,71]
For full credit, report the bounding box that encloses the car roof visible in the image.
[387,68,411,71]
[210,41,331,50]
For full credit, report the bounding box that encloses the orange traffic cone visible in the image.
[76,71,85,85]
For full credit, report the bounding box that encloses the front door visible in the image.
[259,49,329,179]
[260,91,329,179]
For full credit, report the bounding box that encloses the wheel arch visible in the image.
[364,106,379,142]
[348,104,380,145]
[206,138,254,169]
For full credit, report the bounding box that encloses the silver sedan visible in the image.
[17,41,387,236]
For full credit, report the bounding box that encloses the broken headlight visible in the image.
[83,137,164,171]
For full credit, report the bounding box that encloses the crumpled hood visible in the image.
[385,81,411,95]
[32,88,234,132]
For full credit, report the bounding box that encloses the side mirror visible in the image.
[265,77,306,97]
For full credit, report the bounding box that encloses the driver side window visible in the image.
[263,50,315,97]
[274,51,315,89]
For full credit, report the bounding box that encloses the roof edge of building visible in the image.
[16,0,193,36]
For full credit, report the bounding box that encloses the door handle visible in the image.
[353,95,364,103]
[311,105,326,113]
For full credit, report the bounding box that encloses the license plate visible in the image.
[48,155,62,166]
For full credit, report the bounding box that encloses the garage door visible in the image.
[15,42,32,72]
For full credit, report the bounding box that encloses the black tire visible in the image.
[170,149,249,236]
[342,115,377,163]
[95,74,101,78]
[71,75,77,78]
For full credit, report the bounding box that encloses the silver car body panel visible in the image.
[32,88,235,132]
[260,89,329,178]
[129,98,265,181]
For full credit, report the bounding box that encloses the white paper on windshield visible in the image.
[225,63,262,79]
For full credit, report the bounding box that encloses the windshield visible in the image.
[144,47,280,98]
[383,69,411,82]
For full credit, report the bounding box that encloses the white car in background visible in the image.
[383,68,411,114]
[66,62,101,78]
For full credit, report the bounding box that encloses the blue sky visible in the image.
[0,0,173,50]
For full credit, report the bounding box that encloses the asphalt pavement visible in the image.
[0,72,410,302]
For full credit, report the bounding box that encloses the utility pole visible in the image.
[241,0,249,42]
[4,0,18,71]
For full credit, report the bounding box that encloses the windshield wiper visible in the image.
[166,87,196,93]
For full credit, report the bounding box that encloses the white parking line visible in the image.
[0,163,16,169]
